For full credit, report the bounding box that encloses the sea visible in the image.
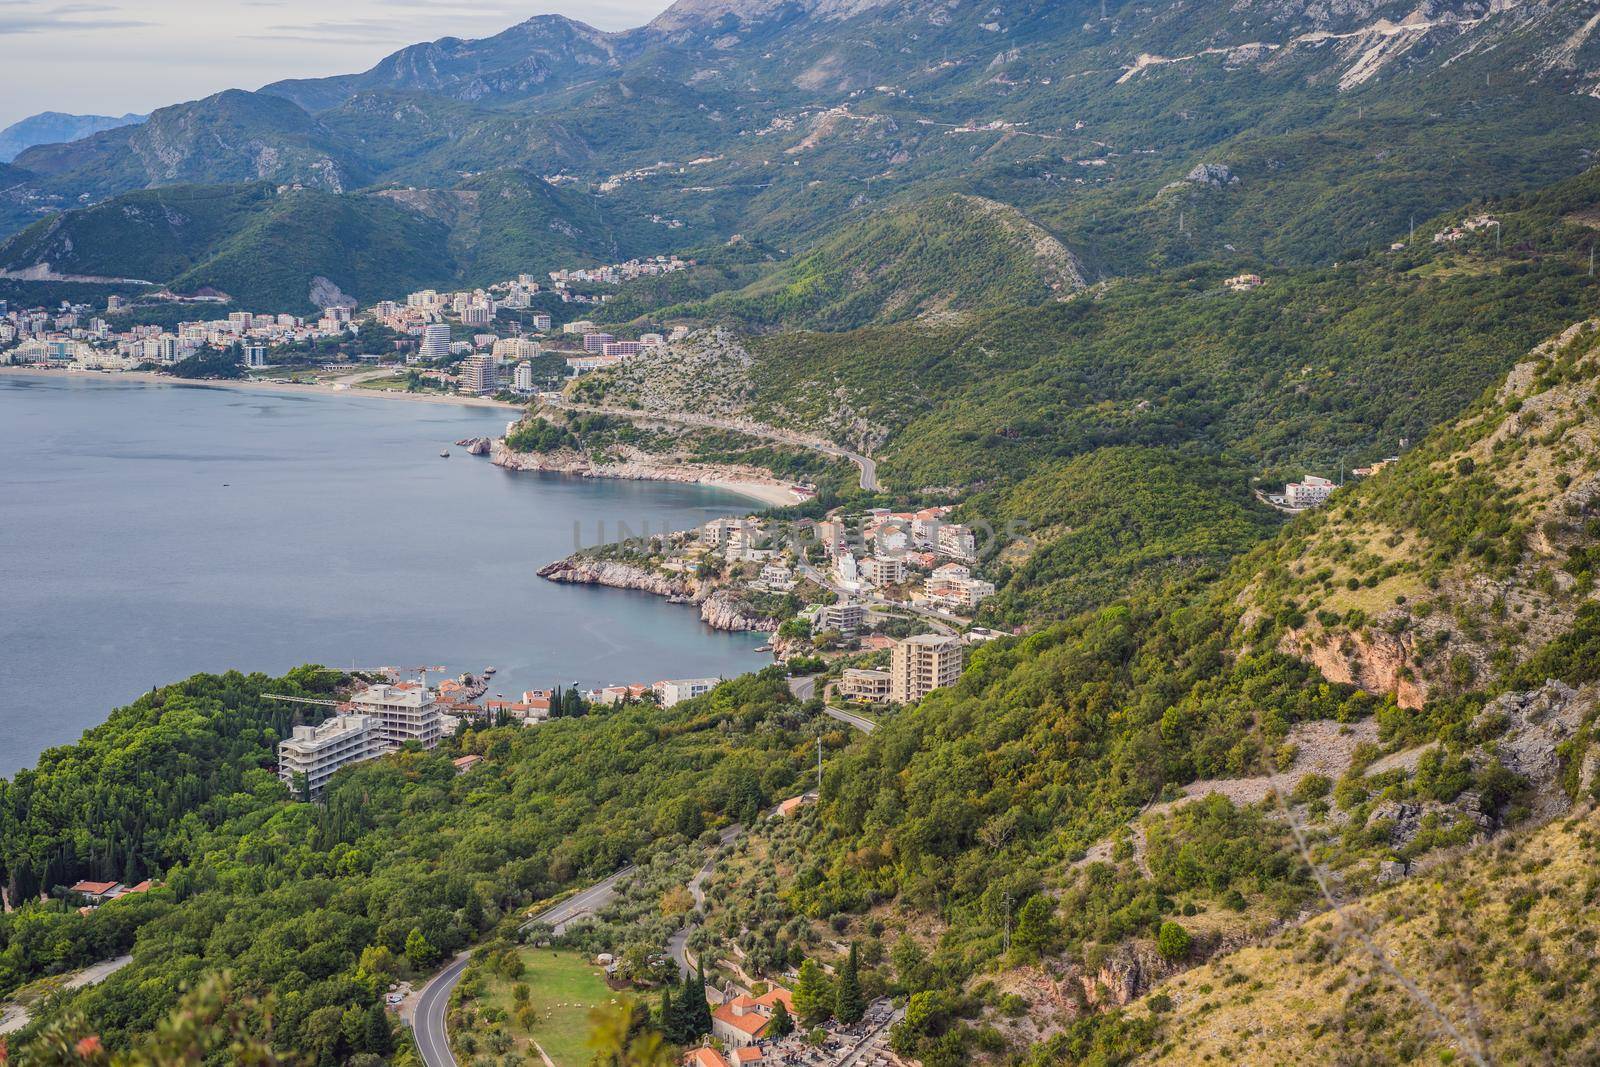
[0,372,767,777]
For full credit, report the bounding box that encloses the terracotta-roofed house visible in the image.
[685,1049,731,1067]
[68,880,123,902]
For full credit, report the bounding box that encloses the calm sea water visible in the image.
[0,373,766,776]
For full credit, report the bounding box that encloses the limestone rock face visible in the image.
[699,589,778,632]
[537,557,690,599]
[536,558,779,633]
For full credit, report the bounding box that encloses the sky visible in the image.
[0,0,674,129]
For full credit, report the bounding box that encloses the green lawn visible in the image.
[473,949,617,1066]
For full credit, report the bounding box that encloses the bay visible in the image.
[0,372,767,777]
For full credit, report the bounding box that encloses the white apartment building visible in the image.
[861,556,907,586]
[653,677,721,706]
[350,682,444,750]
[514,361,535,391]
[277,714,384,798]
[1285,475,1336,509]
[890,634,964,704]
[459,354,498,395]
[417,323,451,363]
[818,601,866,635]
[935,524,978,561]
[839,668,892,702]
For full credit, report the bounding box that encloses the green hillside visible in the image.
[0,171,642,312]
[0,183,279,283]
[12,90,373,201]
[676,194,1085,330]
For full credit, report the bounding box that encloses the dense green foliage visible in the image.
[967,446,1278,625]
[504,416,576,454]
[5,670,811,1062]
[674,196,1081,331]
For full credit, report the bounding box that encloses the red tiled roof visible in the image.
[712,1003,768,1039]
[69,880,120,896]
[685,1049,731,1067]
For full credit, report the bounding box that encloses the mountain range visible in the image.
[0,111,143,163]
[10,3,1600,1065]
[2,0,1598,310]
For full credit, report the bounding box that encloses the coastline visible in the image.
[0,365,523,412]
[492,439,800,509]
[0,366,796,508]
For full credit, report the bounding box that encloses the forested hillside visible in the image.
[1,670,811,1060]
[714,323,1600,1064]
[672,195,1085,331]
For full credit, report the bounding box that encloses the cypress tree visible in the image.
[660,986,676,1042]
[835,942,864,1024]
[692,962,713,1037]
[363,1000,394,1054]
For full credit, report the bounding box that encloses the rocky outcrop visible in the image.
[699,589,778,633]
[1289,625,1426,709]
[456,436,492,455]
[1475,680,1593,822]
[537,558,779,633]
[537,557,692,599]
[1079,944,1170,1008]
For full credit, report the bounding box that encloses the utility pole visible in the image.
[816,736,823,795]
[1003,893,1013,954]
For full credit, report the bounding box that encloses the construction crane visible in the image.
[264,694,341,707]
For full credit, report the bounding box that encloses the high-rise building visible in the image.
[459,354,498,395]
[277,714,384,798]
[350,683,443,750]
[417,323,451,363]
[243,344,267,368]
[514,361,535,392]
[889,634,964,704]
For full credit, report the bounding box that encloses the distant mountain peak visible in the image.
[0,110,144,163]
[649,0,897,32]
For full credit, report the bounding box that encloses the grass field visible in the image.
[472,949,617,1066]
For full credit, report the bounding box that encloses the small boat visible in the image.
[439,450,450,458]
[484,666,497,675]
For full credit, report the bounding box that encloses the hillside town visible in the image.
[0,253,694,393]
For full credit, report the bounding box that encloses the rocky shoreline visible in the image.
[536,557,779,633]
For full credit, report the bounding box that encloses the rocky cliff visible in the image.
[536,557,778,633]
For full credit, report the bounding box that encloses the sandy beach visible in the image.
[0,366,797,507]
[0,365,523,411]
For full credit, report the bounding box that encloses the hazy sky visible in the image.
[0,0,674,129]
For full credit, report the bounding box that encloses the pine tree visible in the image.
[363,1000,394,1055]
[768,998,794,1038]
[835,942,864,1024]
[793,958,833,1026]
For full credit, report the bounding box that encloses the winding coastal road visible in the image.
[412,688,876,1067]
[412,865,637,1067]
[541,397,880,492]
